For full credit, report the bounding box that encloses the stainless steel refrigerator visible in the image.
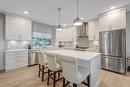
[99,29,126,74]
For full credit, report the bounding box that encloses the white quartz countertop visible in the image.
[5,49,28,52]
[45,49,101,61]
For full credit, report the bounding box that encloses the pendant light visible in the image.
[73,0,83,26]
[56,8,63,31]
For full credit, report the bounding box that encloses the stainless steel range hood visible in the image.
[76,22,88,38]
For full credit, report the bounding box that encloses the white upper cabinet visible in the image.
[56,26,77,42]
[20,20,32,40]
[99,7,126,31]
[71,27,77,41]
[63,26,77,41]
[108,8,126,30]
[6,14,32,40]
[88,18,99,40]
[88,21,95,40]
[99,14,109,31]
[56,30,63,41]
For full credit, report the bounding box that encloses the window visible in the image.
[31,32,52,46]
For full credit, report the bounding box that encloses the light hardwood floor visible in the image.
[0,66,130,87]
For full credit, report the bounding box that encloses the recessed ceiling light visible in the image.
[24,11,29,15]
[110,6,116,10]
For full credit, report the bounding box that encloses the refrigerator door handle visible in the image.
[102,56,124,60]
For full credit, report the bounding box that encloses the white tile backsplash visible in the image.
[89,40,99,49]
[63,42,73,47]
[54,40,99,49]
[6,40,29,50]
[77,38,89,47]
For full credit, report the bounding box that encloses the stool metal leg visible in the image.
[42,65,45,82]
[87,75,90,87]
[73,83,77,87]
[47,69,50,85]
[53,71,56,87]
[38,64,41,77]
[63,78,66,87]
[58,72,60,78]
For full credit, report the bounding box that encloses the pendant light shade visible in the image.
[56,8,63,31]
[73,0,83,26]
[56,24,63,31]
[73,17,82,26]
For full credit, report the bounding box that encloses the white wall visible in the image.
[32,21,56,46]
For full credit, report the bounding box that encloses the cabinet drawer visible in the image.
[6,64,21,70]
[5,51,28,71]
[6,52,17,56]
[6,53,23,57]
[6,55,15,59]
[6,60,15,66]
[6,56,21,61]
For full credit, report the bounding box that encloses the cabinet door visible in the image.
[5,51,28,71]
[6,55,16,70]
[88,19,99,40]
[62,29,68,41]
[88,21,94,40]
[63,27,76,41]
[99,15,109,32]
[20,52,28,67]
[108,9,126,30]
[71,27,77,41]
[20,19,32,40]
[5,52,19,71]
[56,30,63,41]
[6,14,32,40]
[95,20,99,40]
[6,15,20,40]
[66,28,73,41]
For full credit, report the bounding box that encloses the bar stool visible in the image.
[45,52,63,87]
[37,51,48,82]
[59,55,90,87]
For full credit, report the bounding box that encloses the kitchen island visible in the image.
[45,49,101,87]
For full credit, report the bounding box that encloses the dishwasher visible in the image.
[28,50,38,67]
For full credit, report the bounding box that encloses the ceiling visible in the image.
[0,0,129,26]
